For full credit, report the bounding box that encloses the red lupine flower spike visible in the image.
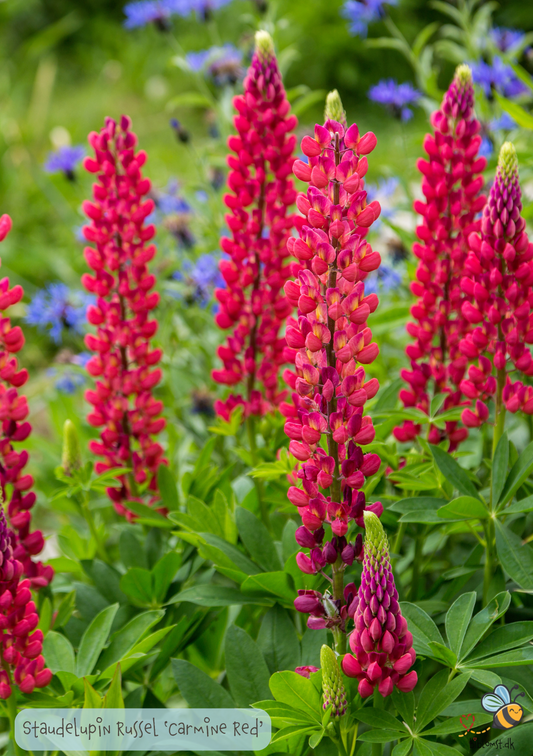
[395,65,487,451]
[212,31,301,420]
[81,116,167,520]
[459,142,533,419]
[0,216,52,589]
[0,502,52,698]
[286,90,383,633]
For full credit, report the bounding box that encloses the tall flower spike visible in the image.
[0,215,52,589]
[459,143,533,422]
[285,92,383,647]
[395,65,487,451]
[0,501,52,698]
[320,644,347,717]
[82,116,167,519]
[342,511,417,697]
[212,30,300,420]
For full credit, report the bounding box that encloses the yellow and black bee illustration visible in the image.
[482,684,525,730]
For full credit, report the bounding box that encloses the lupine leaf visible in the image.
[257,605,301,674]
[400,602,444,656]
[497,440,533,505]
[459,592,511,660]
[225,624,271,706]
[467,621,533,661]
[431,445,480,499]
[269,671,322,723]
[437,497,488,520]
[495,521,533,590]
[415,669,471,731]
[172,659,234,708]
[353,709,407,731]
[76,604,119,677]
[98,610,163,670]
[445,592,476,658]
[358,731,405,743]
[235,506,282,572]
[168,584,274,606]
[467,647,533,668]
[42,631,75,674]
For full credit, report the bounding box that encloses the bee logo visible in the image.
[481,684,525,730]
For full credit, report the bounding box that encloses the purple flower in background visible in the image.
[25,284,93,343]
[153,180,194,246]
[173,253,224,306]
[342,0,397,37]
[170,118,190,143]
[471,57,527,99]
[478,137,494,159]
[364,264,402,296]
[44,146,84,180]
[489,112,516,132]
[187,45,244,85]
[366,176,398,214]
[72,352,91,367]
[491,27,526,54]
[368,79,421,121]
[123,0,183,29]
[48,369,86,394]
[184,0,233,20]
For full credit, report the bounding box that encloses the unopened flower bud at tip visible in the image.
[324,89,347,127]
[498,141,518,182]
[254,30,275,64]
[454,63,472,88]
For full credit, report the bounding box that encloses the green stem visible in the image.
[372,688,383,756]
[332,561,346,654]
[392,522,406,565]
[80,493,108,564]
[409,527,423,601]
[7,689,22,756]
[492,367,507,458]
[484,365,506,604]
[246,416,269,529]
[483,518,495,606]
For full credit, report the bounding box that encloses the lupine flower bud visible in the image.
[61,420,82,476]
[342,511,417,697]
[395,65,486,451]
[0,216,51,589]
[286,92,383,633]
[0,503,51,698]
[459,142,533,417]
[81,116,167,520]
[320,644,347,717]
[324,89,347,128]
[212,30,300,420]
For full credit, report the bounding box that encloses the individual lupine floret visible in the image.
[284,92,383,647]
[0,215,52,589]
[320,644,347,717]
[212,31,300,421]
[81,116,166,519]
[395,65,487,451]
[459,142,533,421]
[0,503,52,698]
[342,511,417,697]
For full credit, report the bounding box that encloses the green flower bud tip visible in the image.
[454,64,472,89]
[320,645,347,718]
[324,89,347,127]
[498,141,518,183]
[363,510,389,560]
[255,30,275,65]
[62,419,82,475]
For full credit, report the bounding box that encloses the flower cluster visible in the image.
[81,116,166,518]
[458,142,533,421]
[0,216,52,590]
[173,254,224,307]
[471,57,527,100]
[368,80,421,122]
[395,65,487,450]
[341,0,397,38]
[212,31,300,421]
[284,91,384,637]
[26,283,93,344]
[342,511,417,697]
[0,504,51,698]
[124,0,231,29]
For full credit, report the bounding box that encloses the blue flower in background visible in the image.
[365,264,402,295]
[47,369,86,394]
[491,27,526,54]
[26,284,93,343]
[478,137,494,159]
[123,0,183,29]
[173,254,224,307]
[471,57,527,99]
[186,45,244,85]
[44,145,85,179]
[489,112,516,132]
[366,177,399,230]
[182,0,233,18]
[72,352,91,367]
[153,180,194,247]
[342,0,397,37]
[368,79,421,121]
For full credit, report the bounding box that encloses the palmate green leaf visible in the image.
[494,92,533,130]
[392,689,415,724]
[431,445,480,500]
[120,568,153,606]
[437,497,488,520]
[415,670,471,732]
[269,724,320,745]
[257,605,301,674]
[241,572,295,602]
[225,625,271,707]
[492,433,509,507]
[269,671,322,724]
[495,520,533,590]
[42,631,75,674]
[157,463,179,511]
[428,642,457,668]
[393,740,413,756]
[353,709,407,732]
[98,609,163,670]
[168,584,274,607]
[198,532,261,575]
[485,722,533,754]
[389,497,445,514]
[422,712,492,736]
[497,439,533,505]
[172,659,234,708]
[252,700,317,726]
[468,669,502,689]
[459,591,511,660]
[400,602,444,657]
[358,731,405,743]
[467,647,533,668]
[152,552,181,603]
[500,495,533,514]
[235,506,282,572]
[76,604,119,677]
[467,621,533,661]
[424,742,463,756]
[122,501,173,528]
[445,592,476,658]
